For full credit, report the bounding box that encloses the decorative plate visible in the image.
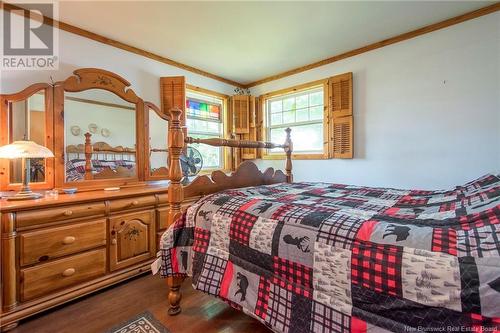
[101,128,110,137]
[70,125,81,136]
[88,123,98,133]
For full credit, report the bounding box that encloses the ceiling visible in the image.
[54,1,494,86]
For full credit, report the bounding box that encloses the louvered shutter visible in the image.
[232,95,250,134]
[241,96,257,160]
[255,96,263,159]
[160,76,186,124]
[329,72,353,158]
[332,116,353,158]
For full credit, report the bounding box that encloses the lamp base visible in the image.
[6,191,43,201]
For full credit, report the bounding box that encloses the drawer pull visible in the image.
[131,200,139,206]
[62,236,76,245]
[62,268,76,277]
[63,210,73,216]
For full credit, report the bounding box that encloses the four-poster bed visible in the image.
[164,107,293,315]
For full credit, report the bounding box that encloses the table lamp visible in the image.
[0,141,54,200]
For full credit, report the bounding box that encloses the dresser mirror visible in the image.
[0,68,174,191]
[54,68,146,188]
[0,84,54,190]
[147,102,169,179]
[63,89,137,182]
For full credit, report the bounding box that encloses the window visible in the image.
[261,73,353,159]
[264,82,327,156]
[186,89,225,169]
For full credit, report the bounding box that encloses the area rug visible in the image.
[105,311,170,333]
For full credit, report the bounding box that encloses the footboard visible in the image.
[164,107,293,315]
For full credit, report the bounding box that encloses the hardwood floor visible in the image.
[10,274,271,333]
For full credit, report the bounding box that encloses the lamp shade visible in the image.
[0,141,54,159]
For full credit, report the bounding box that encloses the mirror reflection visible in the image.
[9,91,46,183]
[64,89,136,182]
[148,107,168,177]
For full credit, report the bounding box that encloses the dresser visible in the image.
[0,183,195,331]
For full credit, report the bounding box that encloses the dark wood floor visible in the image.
[11,274,270,333]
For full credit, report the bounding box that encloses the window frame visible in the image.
[259,79,329,160]
[186,84,230,172]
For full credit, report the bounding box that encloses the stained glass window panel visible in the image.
[186,98,221,121]
[186,90,224,170]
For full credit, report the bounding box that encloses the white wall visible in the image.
[251,13,500,190]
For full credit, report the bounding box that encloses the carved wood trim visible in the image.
[0,83,51,102]
[184,161,287,197]
[62,68,139,104]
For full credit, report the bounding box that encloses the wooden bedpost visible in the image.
[284,127,293,183]
[84,132,93,180]
[166,107,185,316]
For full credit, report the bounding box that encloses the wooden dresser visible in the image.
[0,183,195,331]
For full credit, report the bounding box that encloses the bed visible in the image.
[159,108,499,332]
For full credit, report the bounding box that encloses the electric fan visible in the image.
[180,146,203,183]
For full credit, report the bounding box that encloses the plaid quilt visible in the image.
[159,174,500,333]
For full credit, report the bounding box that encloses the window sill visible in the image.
[262,153,328,160]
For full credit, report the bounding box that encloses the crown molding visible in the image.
[2,2,498,90]
[242,2,500,88]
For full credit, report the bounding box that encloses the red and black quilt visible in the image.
[159,174,500,332]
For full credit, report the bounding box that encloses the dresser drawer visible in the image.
[16,202,106,227]
[157,193,168,205]
[109,195,156,212]
[20,219,107,266]
[21,249,106,301]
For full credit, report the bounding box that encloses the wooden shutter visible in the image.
[332,116,353,158]
[255,96,263,159]
[232,95,250,134]
[248,96,256,128]
[160,76,186,124]
[329,72,353,158]
[241,96,257,160]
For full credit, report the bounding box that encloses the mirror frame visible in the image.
[54,68,146,189]
[0,83,54,191]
